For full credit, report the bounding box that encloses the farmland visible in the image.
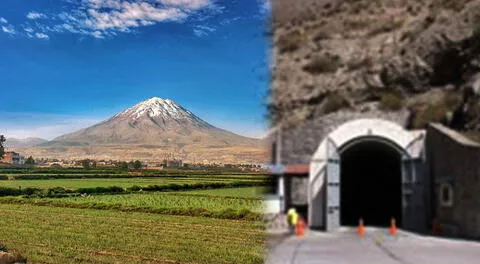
[0,168,269,263]
[177,186,267,197]
[0,177,263,189]
[0,204,265,264]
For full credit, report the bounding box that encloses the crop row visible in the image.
[0,181,267,197]
[0,204,265,264]
[0,197,262,221]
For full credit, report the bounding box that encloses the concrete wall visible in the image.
[427,124,480,238]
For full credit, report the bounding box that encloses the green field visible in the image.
[178,186,267,198]
[48,191,261,211]
[0,177,262,189]
[0,169,268,263]
[0,204,265,264]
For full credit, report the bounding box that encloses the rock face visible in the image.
[269,0,480,134]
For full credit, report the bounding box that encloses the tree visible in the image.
[25,156,35,165]
[81,159,91,170]
[117,161,128,170]
[133,160,142,170]
[0,135,5,159]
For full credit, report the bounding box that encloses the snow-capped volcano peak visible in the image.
[48,96,260,152]
[111,97,213,129]
[117,97,187,119]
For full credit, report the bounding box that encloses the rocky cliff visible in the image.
[269,0,480,139]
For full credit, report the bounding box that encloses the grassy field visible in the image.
[0,169,268,263]
[46,191,262,211]
[0,204,265,264]
[0,177,263,189]
[177,187,267,198]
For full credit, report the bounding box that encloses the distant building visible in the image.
[0,152,25,165]
[163,159,183,168]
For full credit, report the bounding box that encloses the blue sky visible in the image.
[0,0,271,140]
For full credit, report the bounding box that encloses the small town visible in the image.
[0,150,266,172]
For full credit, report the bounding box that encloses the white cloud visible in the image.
[26,11,47,20]
[84,2,187,32]
[193,28,206,37]
[35,33,49,39]
[159,0,212,10]
[193,24,216,37]
[1,25,15,34]
[91,30,104,38]
[220,16,241,26]
[0,17,7,23]
[2,0,225,39]
[24,27,34,33]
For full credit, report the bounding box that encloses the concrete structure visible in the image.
[308,119,427,232]
[426,124,480,239]
[268,115,480,238]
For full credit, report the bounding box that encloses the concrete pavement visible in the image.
[266,227,480,264]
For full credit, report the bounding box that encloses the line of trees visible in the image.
[116,160,143,171]
[0,134,5,159]
[25,156,35,165]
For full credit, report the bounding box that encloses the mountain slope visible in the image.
[44,97,259,147]
[270,0,480,135]
[21,97,267,163]
[5,138,48,148]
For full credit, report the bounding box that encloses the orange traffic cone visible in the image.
[389,218,397,236]
[357,218,365,237]
[296,218,305,237]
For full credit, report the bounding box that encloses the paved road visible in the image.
[266,227,480,264]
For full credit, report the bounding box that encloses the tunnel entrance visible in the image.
[339,139,403,227]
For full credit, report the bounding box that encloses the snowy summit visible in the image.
[117,97,189,119]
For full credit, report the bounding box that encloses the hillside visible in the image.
[44,97,259,147]
[269,0,480,138]
[12,97,267,164]
[5,138,47,148]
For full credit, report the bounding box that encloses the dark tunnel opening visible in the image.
[340,140,403,227]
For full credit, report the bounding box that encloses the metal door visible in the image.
[402,133,427,233]
[401,155,415,230]
[326,137,340,231]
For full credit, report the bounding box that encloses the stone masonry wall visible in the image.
[427,124,480,238]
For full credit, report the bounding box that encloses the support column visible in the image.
[278,176,285,212]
